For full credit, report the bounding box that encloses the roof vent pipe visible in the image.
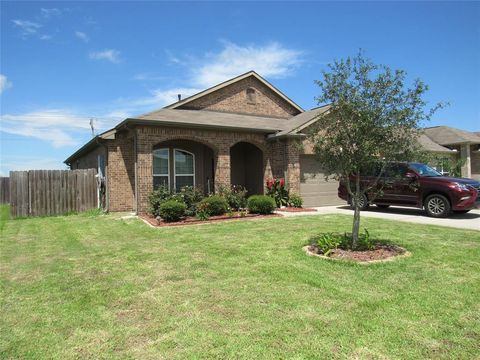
[177,94,181,101]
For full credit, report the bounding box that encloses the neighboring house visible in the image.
[422,126,480,180]
[65,71,480,212]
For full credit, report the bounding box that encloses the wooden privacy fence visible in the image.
[0,177,10,204]
[9,169,98,218]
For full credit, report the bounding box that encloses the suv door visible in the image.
[383,163,419,205]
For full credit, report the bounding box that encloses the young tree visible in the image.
[309,51,443,249]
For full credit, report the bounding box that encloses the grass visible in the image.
[0,205,479,359]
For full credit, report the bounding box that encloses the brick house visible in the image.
[65,71,480,213]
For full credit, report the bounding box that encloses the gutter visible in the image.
[266,132,306,141]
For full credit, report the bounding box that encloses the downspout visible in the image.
[95,137,109,213]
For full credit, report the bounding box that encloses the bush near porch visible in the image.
[1,206,479,359]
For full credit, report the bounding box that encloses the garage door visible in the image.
[299,155,344,207]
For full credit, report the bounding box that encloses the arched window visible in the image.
[153,148,169,189]
[246,88,256,104]
[174,149,195,191]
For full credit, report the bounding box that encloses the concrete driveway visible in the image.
[278,205,480,231]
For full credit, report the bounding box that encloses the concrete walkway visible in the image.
[277,205,480,231]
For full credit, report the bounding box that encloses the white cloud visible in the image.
[114,88,200,112]
[0,109,125,148]
[0,74,13,94]
[89,49,121,63]
[75,31,89,42]
[127,41,303,109]
[39,34,53,41]
[41,8,62,18]
[1,110,92,147]
[0,157,67,176]
[192,41,303,87]
[12,20,42,37]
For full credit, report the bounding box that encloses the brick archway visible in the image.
[230,142,264,196]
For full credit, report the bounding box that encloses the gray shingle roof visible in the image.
[128,108,290,133]
[423,126,480,145]
[416,133,454,153]
[271,105,331,138]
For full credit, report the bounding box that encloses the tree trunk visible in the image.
[351,201,360,250]
[351,174,361,250]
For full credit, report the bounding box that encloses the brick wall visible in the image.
[107,130,135,212]
[71,146,106,170]
[178,77,300,119]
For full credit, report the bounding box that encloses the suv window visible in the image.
[409,163,442,177]
[384,163,409,178]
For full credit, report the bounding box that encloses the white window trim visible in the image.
[153,148,170,188]
[173,148,195,191]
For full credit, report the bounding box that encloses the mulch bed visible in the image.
[277,207,317,212]
[304,244,409,263]
[140,212,280,227]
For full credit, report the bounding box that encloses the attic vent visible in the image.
[246,88,256,104]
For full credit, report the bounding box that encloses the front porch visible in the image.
[130,126,296,213]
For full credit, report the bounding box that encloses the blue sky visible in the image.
[1,1,479,175]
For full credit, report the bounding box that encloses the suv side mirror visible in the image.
[405,171,417,179]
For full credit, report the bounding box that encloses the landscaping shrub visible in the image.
[247,195,276,214]
[149,185,172,217]
[198,195,228,216]
[159,200,186,222]
[309,229,374,255]
[195,202,210,221]
[288,193,303,208]
[172,186,204,216]
[266,178,289,207]
[218,184,248,210]
[149,185,205,217]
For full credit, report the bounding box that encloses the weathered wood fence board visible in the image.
[0,177,10,204]
[9,169,97,218]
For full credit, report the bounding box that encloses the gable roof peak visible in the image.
[164,70,304,113]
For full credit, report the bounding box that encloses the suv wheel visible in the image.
[424,194,451,218]
[350,194,369,211]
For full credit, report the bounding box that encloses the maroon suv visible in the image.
[338,162,480,217]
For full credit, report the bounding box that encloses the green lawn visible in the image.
[1,206,479,359]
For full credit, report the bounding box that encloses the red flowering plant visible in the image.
[266,178,289,207]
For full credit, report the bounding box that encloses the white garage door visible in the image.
[299,155,343,207]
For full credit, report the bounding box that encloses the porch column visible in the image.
[286,139,301,194]
[460,144,471,178]
[215,145,231,191]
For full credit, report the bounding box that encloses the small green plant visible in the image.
[149,185,172,217]
[310,233,344,256]
[357,228,374,250]
[172,186,204,216]
[149,185,205,217]
[310,228,375,255]
[195,202,210,221]
[266,178,289,207]
[198,195,228,216]
[226,207,234,218]
[159,200,186,222]
[247,195,276,214]
[218,185,248,210]
[240,210,247,217]
[288,193,303,208]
